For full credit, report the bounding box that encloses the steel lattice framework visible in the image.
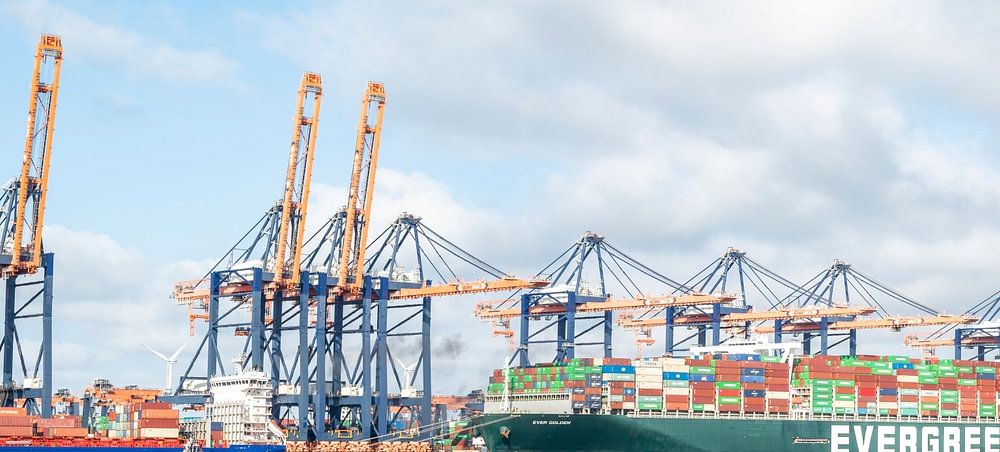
[0,35,63,417]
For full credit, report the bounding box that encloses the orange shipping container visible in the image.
[0,416,32,427]
[0,426,32,437]
[0,408,26,417]
[46,427,87,438]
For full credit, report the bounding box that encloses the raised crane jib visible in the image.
[273,72,323,288]
[6,34,63,276]
[336,82,386,292]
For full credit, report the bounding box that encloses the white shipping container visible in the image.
[139,427,180,439]
[663,366,690,373]
[636,375,661,384]
[765,391,789,399]
[920,390,939,397]
[661,358,687,367]
[663,387,690,396]
[623,402,635,410]
[832,401,854,408]
[877,402,899,409]
[636,368,662,376]
[898,375,919,383]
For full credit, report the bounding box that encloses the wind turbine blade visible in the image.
[140,343,170,362]
[169,338,193,361]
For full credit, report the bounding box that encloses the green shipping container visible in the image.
[940,409,959,417]
[920,403,939,410]
[834,394,855,401]
[812,400,832,408]
[638,396,662,403]
[958,379,977,386]
[835,380,855,387]
[690,366,714,374]
[716,382,741,390]
[718,396,742,405]
[637,402,663,411]
[918,377,939,384]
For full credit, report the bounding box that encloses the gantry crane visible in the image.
[618,258,977,356]
[169,73,322,405]
[904,290,1000,360]
[171,72,322,332]
[471,232,741,366]
[0,34,63,418]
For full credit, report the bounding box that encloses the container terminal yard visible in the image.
[4,8,1000,452]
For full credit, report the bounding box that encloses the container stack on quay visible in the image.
[90,402,180,439]
[795,355,1000,418]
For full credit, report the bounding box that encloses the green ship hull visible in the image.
[478,413,1000,451]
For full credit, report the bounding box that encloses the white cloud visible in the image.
[2,0,236,83]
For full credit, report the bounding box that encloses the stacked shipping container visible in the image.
[794,355,999,418]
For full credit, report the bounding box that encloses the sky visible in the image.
[2,0,1000,396]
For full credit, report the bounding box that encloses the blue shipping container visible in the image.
[740,368,764,376]
[663,372,689,380]
[743,389,765,398]
[740,375,765,384]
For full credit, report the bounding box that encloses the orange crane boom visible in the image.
[474,293,735,320]
[273,72,323,287]
[336,82,386,293]
[9,34,62,276]
[615,306,877,330]
[389,277,548,300]
[754,314,977,334]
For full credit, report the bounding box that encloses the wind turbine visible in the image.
[141,340,190,394]
[393,356,420,398]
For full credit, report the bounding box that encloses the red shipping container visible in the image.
[609,402,624,410]
[718,404,741,412]
[768,399,790,407]
[743,383,765,391]
[665,402,689,411]
[36,417,79,428]
[835,387,853,394]
[859,388,877,397]
[718,390,741,397]
[665,395,688,403]
[686,359,711,367]
[692,396,715,404]
[638,388,660,396]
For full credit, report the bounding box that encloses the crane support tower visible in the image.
[168,72,323,408]
[0,34,63,417]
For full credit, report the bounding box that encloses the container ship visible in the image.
[478,342,1000,451]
